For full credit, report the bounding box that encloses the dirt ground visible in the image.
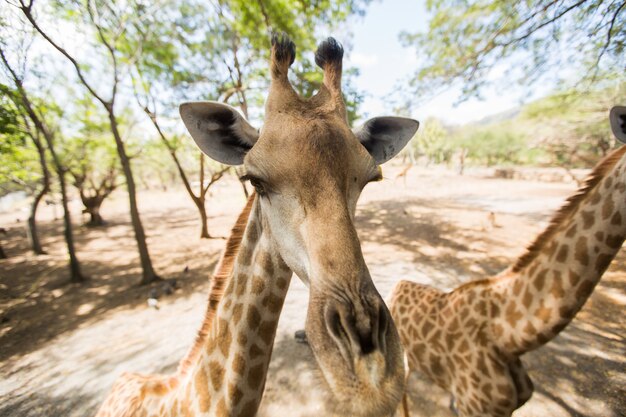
[0,164,624,417]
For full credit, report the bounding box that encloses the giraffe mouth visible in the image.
[304,289,405,416]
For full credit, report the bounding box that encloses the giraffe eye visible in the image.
[249,178,266,195]
[241,175,267,196]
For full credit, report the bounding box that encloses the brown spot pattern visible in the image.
[247,363,265,390]
[208,360,224,392]
[574,236,589,266]
[602,197,614,219]
[582,210,595,229]
[555,245,569,263]
[195,367,211,412]
[247,306,261,328]
[595,253,613,273]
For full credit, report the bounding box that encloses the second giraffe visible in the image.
[389,107,626,417]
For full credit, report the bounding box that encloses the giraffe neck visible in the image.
[166,198,292,416]
[492,146,626,355]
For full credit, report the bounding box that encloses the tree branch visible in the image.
[203,166,230,195]
[594,0,625,68]
[85,0,119,104]
[17,0,111,108]
[131,68,199,202]
[499,0,590,46]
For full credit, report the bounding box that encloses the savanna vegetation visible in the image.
[406,83,626,169]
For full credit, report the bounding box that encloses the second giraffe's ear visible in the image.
[610,106,626,144]
[353,117,419,164]
[180,101,259,165]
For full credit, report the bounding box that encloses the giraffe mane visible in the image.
[177,193,257,376]
[511,145,626,273]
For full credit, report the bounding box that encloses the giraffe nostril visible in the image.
[325,299,389,358]
[358,328,376,355]
[326,307,344,340]
[324,304,353,363]
[377,303,389,353]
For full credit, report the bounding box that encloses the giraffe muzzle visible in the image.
[324,296,390,363]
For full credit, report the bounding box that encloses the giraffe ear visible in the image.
[180,101,259,165]
[610,106,626,144]
[353,117,419,164]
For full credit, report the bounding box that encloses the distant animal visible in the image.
[488,211,499,229]
[389,106,626,417]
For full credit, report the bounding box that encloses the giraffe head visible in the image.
[180,33,418,416]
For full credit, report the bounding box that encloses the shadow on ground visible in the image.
[0,210,223,362]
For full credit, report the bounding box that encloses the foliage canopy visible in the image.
[401,0,625,101]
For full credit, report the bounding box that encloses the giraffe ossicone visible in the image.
[389,107,626,417]
[95,33,419,417]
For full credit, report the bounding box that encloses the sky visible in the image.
[342,0,546,125]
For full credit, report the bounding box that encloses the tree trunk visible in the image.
[198,198,210,239]
[107,111,159,285]
[58,173,84,283]
[0,243,6,259]
[27,124,51,255]
[27,185,47,255]
[198,204,211,239]
[84,202,105,227]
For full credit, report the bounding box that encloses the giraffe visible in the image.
[94,33,420,417]
[389,106,626,417]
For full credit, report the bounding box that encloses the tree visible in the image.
[0,83,50,254]
[520,82,626,167]
[409,117,450,164]
[17,0,161,284]
[0,48,86,282]
[401,0,626,101]
[64,97,121,227]
[451,124,528,167]
[65,136,120,227]
[132,69,231,239]
[0,228,6,259]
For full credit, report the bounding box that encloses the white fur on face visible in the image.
[258,179,365,289]
[259,192,310,283]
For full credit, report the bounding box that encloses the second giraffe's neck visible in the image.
[493,146,626,354]
[175,198,292,415]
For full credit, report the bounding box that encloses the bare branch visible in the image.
[594,1,625,68]
[85,0,119,103]
[496,0,590,47]
[203,166,230,195]
[17,0,111,107]
[131,67,199,202]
